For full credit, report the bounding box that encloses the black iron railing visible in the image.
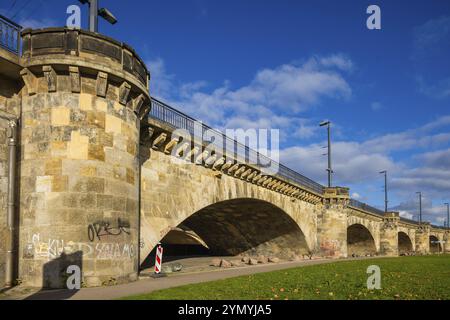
[0,14,21,54]
[150,97,325,194]
[349,199,385,216]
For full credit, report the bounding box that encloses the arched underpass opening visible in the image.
[142,198,310,268]
[429,235,442,253]
[347,224,377,257]
[398,232,413,255]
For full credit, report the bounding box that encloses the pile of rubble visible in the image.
[210,256,281,268]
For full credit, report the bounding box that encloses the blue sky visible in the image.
[2,0,450,224]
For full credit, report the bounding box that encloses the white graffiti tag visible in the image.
[28,234,135,260]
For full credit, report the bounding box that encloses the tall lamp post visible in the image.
[380,170,388,212]
[79,0,117,32]
[320,121,332,187]
[416,192,422,224]
[445,203,449,230]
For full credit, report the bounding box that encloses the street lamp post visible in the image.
[79,0,117,32]
[380,170,388,212]
[416,192,422,224]
[445,203,449,231]
[320,121,332,187]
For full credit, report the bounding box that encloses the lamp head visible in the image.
[98,8,117,24]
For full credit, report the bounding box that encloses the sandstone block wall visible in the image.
[19,88,139,287]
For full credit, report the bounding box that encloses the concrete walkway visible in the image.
[3,256,381,300]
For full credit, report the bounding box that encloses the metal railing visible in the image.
[149,97,325,194]
[0,14,21,55]
[349,199,385,216]
[350,199,446,228]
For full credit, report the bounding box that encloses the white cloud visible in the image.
[351,192,361,200]
[417,148,450,169]
[413,16,450,59]
[399,211,414,220]
[319,54,354,71]
[280,141,397,185]
[370,102,383,111]
[149,55,353,134]
[147,58,175,99]
[392,198,448,225]
[413,16,450,98]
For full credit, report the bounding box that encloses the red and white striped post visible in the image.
[154,243,163,274]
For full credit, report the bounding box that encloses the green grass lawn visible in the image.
[123,255,450,300]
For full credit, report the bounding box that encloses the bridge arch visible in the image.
[398,231,413,255]
[429,235,442,253]
[140,150,318,265]
[163,199,309,259]
[347,223,377,257]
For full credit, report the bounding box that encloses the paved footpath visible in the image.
[3,257,381,300]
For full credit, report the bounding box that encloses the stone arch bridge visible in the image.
[139,100,448,266]
[0,25,447,288]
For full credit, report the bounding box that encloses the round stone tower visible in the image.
[18,28,150,288]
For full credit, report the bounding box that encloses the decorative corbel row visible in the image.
[247,170,257,181]
[256,176,268,185]
[69,66,81,93]
[184,146,199,161]
[234,166,246,177]
[195,150,209,165]
[151,132,167,150]
[212,157,225,171]
[175,142,190,157]
[119,82,131,105]
[138,104,151,120]
[43,65,57,92]
[96,71,108,97]
[241,168,252,179]
[20,68,37,95]
[221,160,234,172]
[164,137,180,154]
[262,177,272,187]
[128,93,150,120]
[205,154,218,167]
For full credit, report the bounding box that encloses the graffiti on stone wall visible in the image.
[87,218,131,242]
[320,239,340,256]
[23,233,136,260]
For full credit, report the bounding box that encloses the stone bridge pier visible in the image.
[380,212,400,256]
[2,28,151,288]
